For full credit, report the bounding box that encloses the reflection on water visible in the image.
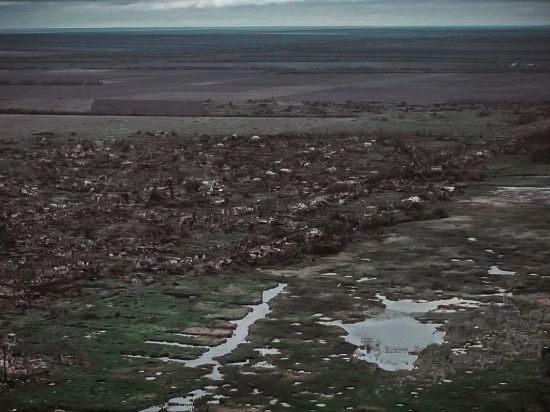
[322,294,481,371]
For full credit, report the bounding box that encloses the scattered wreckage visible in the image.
[0,131,493,308]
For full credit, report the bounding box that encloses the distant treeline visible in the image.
[0,80,102,86]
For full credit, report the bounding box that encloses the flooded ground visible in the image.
[139,284,286,411]
[0,25,549,411]
[321,294,482,371]
[1,124,549,411]
[184,284,286,374]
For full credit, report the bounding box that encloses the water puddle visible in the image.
[357,277,377,283]
[145,340,207,349]
[322,294,481,371]
[255,347,281,356]
[488,265,516,276]
[494,186,550,203]
[141,389,209,412]
[497,186,550,191]
[377,294,481,314]
[140,283,286,412]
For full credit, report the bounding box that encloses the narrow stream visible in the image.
[140,283,286,412]
[184,283,286,370]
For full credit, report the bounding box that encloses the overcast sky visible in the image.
[0,0,549,29]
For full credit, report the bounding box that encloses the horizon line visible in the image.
[2,24,550,33]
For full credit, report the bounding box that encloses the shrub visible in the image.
[184,179,201,193]
[531,147,550,163]
[0,224,15,251]
[523,128,550,163]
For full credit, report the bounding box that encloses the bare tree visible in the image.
[1,332,16,386]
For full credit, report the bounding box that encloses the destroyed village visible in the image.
[1,2,550,412]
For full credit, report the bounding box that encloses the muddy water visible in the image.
[322,294,481,371]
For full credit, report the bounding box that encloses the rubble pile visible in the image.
[0,132,491,308]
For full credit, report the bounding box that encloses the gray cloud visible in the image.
[1,0,550,10]
[0,0,307,7]
[0,0,549,28]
